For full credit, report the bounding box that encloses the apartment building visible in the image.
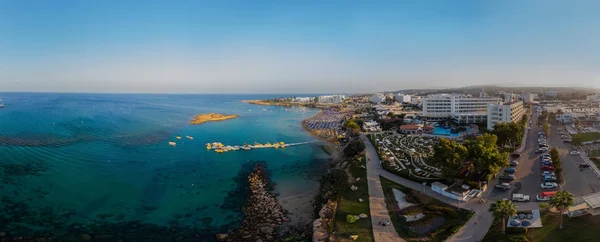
[487,101,526,130]
[421,94,502,123]
[293,97,313,103]
[318,94,345,104]
[587,94,600,103]
[369,93,386,103]
[523,93,535,103]
[395,93,412,103]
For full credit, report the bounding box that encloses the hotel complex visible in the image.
[486,101,526,130]
[421,94,502,124]
[317,94,345,104]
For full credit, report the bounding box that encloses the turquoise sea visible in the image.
[0,93,328,239]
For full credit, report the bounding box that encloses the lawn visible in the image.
[483,211,600,242]
[332,155,374,242]
[379,177,473,242]
[572,132,600,143]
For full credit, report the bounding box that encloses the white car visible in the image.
[541,171,555,177]
[570,151,580,155]
[541,182,558,189]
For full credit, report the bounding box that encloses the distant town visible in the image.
[248,86,600,242]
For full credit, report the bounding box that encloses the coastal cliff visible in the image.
[219,163,288,242]
[190,113,239,125]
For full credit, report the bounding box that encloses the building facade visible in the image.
[293,97,313,103]
[421,94,502,123]
[395,93,412,103]
[523,93,535,103]
[487,101,526,130]
[587,95,600,103]
[318,94,345,104]
[369,93,386,103]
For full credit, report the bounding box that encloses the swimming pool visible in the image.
[432,127,463,137]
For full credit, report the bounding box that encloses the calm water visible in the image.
[0,93,327,236]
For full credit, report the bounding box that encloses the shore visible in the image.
[278,188,319,227]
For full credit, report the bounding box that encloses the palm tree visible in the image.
[549,191,575,229]
[489,200,517,234]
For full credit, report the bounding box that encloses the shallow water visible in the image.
[0,93,328,237]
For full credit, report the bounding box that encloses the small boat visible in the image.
[254,142,263,147]
[176,136,182,140]
[215,149,225,153]
[264,142,272,147]
[206,144,212,149]
[186,135,194,140]
[241,147,251,150]
[169,141,176,146]
[279,142,284,145]
[273,144,280,148]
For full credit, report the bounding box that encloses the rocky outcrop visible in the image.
[190,113,239,125]
[312,200,337,242]
[225,163,288,242]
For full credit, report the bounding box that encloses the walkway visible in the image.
[362,135,493,242]
[363,135,404,242]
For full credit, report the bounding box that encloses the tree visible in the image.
[491,122,523,149]
[574,119,582,131]
[318,169,349,201]
[549,191,575,229]
[431,138,468,178]
[464,133,509,175]
[343,140,365,157]
[489,200,517,234]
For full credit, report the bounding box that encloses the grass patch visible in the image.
[332,155,374,242]
[483,211,600,242]
[379,176,472,241]
[572,132,600,143]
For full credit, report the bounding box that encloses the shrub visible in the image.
[423,205,457,218]
[506,227,528,235]
[400,205,423,216]
[508,235,530,242]
[343,140,365,157]
[346,214,359,223]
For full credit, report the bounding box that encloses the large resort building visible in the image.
[420,94,502,124]
[486,101,525,130]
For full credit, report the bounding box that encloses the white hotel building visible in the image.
[487,101,526,130]
[421,94,502,124]
[317,94,345,104]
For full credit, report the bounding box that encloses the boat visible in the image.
[279,142,284,145]
[273,144,280,148]
[206,143,212,149]
[0,99,4,108]
[186,135,194,140]
[264,142,272,147]
[168,141,176,146]
[254,142,264,147]
[176,136,182,140]
[241,147,251,150]
[215,149,225,153]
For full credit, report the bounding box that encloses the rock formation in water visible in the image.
[219,163,288,242]
[190,113,239,125]
[312,200,337,242]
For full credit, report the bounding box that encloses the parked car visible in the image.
[564,139,572,143]
[512,193,530,202]
[541,171,555,177]
[510,161,519,166]
[505,167,516,174]
[570,151,580,155]
[557,127,563,131]
[540,154,551,160]
[495,183,512,191]
[543,175,557,182]
[499,174,515,181]
[541,165,555,171]
[580,163,591,168]
[511,153,521,159]
[541,161,553,166]
[540,182,558,189]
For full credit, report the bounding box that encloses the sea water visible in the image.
[0,93,328,237]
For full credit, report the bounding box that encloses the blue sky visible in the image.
[1,1,600,93]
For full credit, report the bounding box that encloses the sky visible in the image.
[1,0,600,94]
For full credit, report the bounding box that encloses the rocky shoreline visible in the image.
[218,163,289,242]
[190,113,239,125]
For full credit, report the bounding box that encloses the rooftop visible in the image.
[583,192,600,209]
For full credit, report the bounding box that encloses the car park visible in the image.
[495,183,512,191]
[540,182,558,189]
[570,151,580,155]
[541,165,554,171]
[543,175,557,182]
[505,167,516,173]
